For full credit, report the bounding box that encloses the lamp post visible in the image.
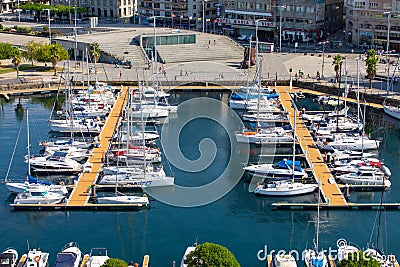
[17,0,20,23]
[151,16,163,86]
[68,0,72,24]
[319,40,329,79]
[43,9,51,44]
[255,19,267,82]
[271,5,285,52]
[384,11,390,92]
[202,0,208,33]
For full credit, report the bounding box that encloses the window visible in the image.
[354,1,366,8]
[369,2,377,8]
[383,3,392,9]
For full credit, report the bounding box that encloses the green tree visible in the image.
[89,42,100,62]
[338,251,380,267]
[0,42,18,60]
[332,54,343,84]
[185,242,240,267]
[23,41,40,66]
[34,43,69,75]
[12,49,22,78]
[101,258,128,267]
[366,49,378,89]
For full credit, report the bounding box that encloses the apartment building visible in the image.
[51,0,134,20]
[137,0,218,31]
[345,0,400,51]
[216,0,344,44]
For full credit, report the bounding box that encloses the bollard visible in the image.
[172,261,175,267]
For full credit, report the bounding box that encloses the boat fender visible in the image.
[34,256,41,262]
[60,181,65,186]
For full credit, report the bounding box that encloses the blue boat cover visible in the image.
[231,93,258,100]
[311,258,324,267]
[28,175,51,185]
[55,252,78,267]
[278,160,303,171]
[266,93,279,99]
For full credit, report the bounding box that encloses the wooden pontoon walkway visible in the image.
[276,86,347,206]
[67,86,128,207]
[290,87,383,109]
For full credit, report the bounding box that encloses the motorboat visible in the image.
[273,253,297,267]
[86,248,109,267]
[180,243,197,267]
[22,248,49,267]
[27,151,82,174]
[97,193,149,206]
[244,159,308,179]
[235,128,293,144]
[54,242,82,267]
[14,189,65,204]
[0,248,18,267]
[254,180,317,196]
[336,169,391,187]
[134,86,170,100]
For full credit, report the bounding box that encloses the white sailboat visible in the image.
[14,188,65,204]
[4,109,68,196]
[253,100,317,196]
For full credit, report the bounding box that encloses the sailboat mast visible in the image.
[292,101,296,183]
[316,184,321,252]
[344,57,347,118]
[26,109,31,177]
[357,59,360,125]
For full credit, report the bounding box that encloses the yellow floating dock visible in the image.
[67,87,128,207]
[276,86,347,206]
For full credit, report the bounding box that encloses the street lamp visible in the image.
[151,16,163,86]
[202,0,209,33]
[271,5,285,52]
[384,11,390,92]
[43,9,51,44]
[255,19,267,81]
[319,40,329,79]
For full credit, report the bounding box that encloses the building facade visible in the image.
[345,0,400,51]
[137,0,218,31]
[218,0,344,44]
[51,0,134,20]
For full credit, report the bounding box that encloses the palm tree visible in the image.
[12,54,22,78]
[11,47,22,78]
[366,49,377,89]
[332,54,343,84]
[48,44,69,76]
[89,42,100,62]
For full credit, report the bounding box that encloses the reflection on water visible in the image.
[0,93,399,266]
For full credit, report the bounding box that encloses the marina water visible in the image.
[0,91,399,266]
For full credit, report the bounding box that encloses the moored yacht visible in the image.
[0,248,18,267]
[13,188,66,205]
[22,248,49,267]
[254,180,317,196]
[86,248,109,267]
[27,151,82,174]
[54,242,82,267]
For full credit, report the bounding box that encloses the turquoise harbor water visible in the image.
[0,92,399,266]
